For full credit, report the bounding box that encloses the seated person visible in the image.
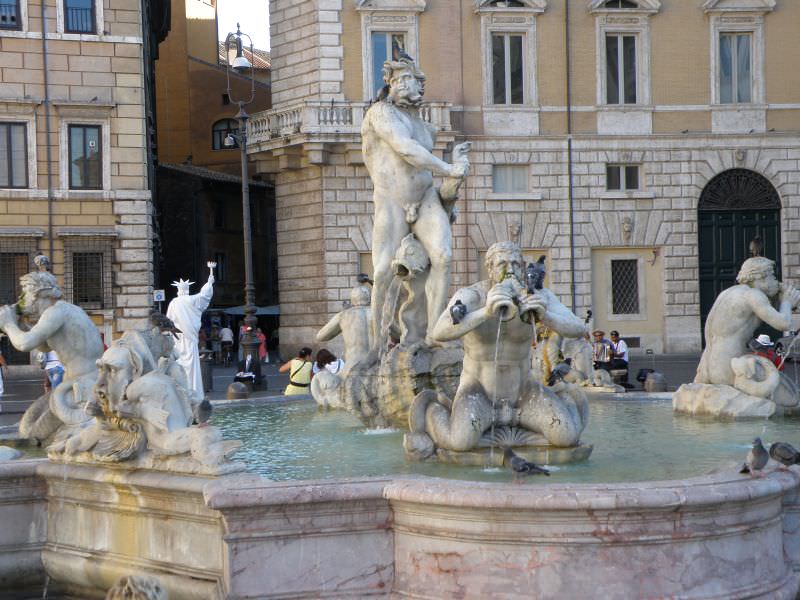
[748,334,785,371]
[312,348,345,377]
[592,330,613,371]
[234,353,263,387]
[609,330,629,381]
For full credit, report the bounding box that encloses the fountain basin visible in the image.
[2,459,800,598]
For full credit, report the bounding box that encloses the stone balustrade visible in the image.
[247,101,452,149]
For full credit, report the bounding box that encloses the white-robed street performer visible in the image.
[166,262,215,400]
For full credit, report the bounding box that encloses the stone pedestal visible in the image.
[435,443,594,467]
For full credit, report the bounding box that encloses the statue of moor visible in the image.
[406,242,589,454]
[361,54,469,345]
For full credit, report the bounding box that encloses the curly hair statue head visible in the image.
[381,55,426,104]
[485,241,523,272]
[19,270,62,300]
[736,257,776,285]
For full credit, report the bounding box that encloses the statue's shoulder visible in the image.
[457,282,488,306]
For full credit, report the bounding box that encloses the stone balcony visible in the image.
[247,100,454,170]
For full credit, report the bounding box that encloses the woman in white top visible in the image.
[312,348,345,377]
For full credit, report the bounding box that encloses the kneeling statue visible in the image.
[404,241,589,460]
[674,256,800,418]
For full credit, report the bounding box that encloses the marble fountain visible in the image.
[3,55,800,599]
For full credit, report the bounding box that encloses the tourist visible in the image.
[592,330,613,371]
[43,350,64,389]
[312,348,345,378]
[256,328,267,363]
[279,347,313,395]
[234,352,259,387]
[219,324,234,366]
[609,330,629,375]
[750,334,785,371]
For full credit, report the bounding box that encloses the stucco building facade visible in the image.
[251,0,800,355]
[0,0,167,360]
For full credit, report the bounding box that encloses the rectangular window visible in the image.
[0,252,29,305]
[371,32,405,97]
[719,33,751,104]
[72,252,104,307]
[611,259,639,314]
[214,252,226,282]
[606,34,636,104]
[0,122,27,188]
[64,237,113,309]
[492,164,528,193]
[0,1,21,30]
[68,124,102,189]
[606,164,639,191]
[492,33,524,105]
[64,0,95,33]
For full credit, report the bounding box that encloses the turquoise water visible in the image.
[210,396,800,484]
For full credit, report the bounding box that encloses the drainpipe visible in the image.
[40,0,54,259]
[565,0,576,311]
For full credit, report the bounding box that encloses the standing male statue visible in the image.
[166,263,215,400]
[0,269,103,440]
[361,54,470,346]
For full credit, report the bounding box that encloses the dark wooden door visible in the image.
[698,169,782,346]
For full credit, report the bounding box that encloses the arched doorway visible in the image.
[698,168,781,343]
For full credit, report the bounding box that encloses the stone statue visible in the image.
[674,257,800,417]
[361,54,470,346]
[49,328,241,474]
[166,262,215,401]
[405,242,589,459]
[0,268,103,441]
[316,283,373,375]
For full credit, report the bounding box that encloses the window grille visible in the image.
[0,1,20,31]
[0,237,37,365]
[611,259,639,314]
[64,0,95,33]
[63,237,113,310]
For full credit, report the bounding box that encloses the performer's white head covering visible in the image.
[171,278,194,296]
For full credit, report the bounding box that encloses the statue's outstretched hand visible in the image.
[449,161,469,180]
[781,283,800,310]
[0,304,18,330]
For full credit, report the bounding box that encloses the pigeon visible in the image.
[749,236,763,257]
[525,255,546,293]
[740,438,769,476]
[149,311,181,336]
[503,447,550,481]
[195,399,213,426]
[450,299,467,325]
[547,361,572,387]
[356,273,374,286]
[769,442,800,469]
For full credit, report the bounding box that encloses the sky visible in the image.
[217,0,270,51]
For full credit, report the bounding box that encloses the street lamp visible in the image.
[224,24,259,369]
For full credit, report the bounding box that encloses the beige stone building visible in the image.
[251,0,800,355]
[0,0,161,359]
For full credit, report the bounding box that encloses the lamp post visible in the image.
[223,24,259,365]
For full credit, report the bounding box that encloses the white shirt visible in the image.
[612,338,629,362]
[44,351,63,370]
[219,327,234,343]
[312,358,345,376]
